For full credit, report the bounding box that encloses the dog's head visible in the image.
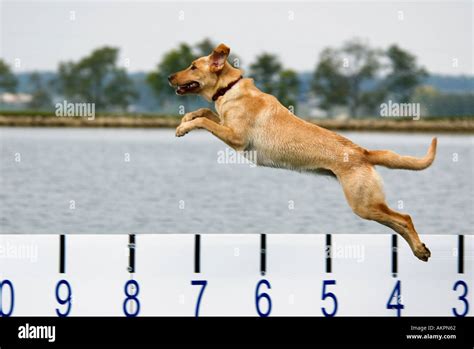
[168,43,241,101]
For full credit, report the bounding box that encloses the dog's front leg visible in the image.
[179,108,220,124]
[176,118,246,150]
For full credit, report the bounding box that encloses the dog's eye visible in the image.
[190,65,197,70]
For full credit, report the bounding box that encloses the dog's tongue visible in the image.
[177,86,186,95]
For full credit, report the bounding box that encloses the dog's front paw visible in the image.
[180,113,195,124]
[180,109,209,123]
[176,123,191,137]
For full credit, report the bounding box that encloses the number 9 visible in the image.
[55,279,72,317]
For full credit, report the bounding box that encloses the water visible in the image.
[0,127,472,234]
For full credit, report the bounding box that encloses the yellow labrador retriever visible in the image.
[169,43,437,261]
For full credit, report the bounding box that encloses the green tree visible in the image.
[384,44,427,103]
[249,53,282,95]
[312,48,350,111]
[312,40,428,117]
[312,39,383,117]
[0,59,17,92]
[249,53,300,111]
[27,72,52,110]
[276,69,299,109]
[344,40,384,117]
[104,70,138,110]
[55,47,136,110]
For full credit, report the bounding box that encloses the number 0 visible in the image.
[0,280,14,317]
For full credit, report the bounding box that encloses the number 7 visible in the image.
[191,280,208,317]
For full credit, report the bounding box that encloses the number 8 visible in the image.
[123,279,140,317]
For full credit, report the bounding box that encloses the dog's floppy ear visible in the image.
[209,44,230,73]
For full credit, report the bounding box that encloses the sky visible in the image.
[0,0,472,75]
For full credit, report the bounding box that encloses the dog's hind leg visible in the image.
[337,165,431,262]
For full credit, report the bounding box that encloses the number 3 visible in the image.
[452,280,469,317]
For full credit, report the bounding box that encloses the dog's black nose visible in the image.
[168,74,175,83]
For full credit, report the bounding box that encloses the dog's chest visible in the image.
[245,138,301,170]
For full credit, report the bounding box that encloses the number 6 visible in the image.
[255,279,272,317]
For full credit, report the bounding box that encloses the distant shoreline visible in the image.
[0,114,473,133]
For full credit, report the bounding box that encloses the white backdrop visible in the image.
[0,234,472,316]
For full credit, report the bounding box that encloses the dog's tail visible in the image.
[366,137,437,170]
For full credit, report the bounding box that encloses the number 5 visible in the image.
[321,280,338,317]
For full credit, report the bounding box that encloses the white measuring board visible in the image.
[0,234,472,317]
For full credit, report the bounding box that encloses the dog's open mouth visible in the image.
[176,81,200,95]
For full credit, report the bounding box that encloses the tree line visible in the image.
[0,38,467,117]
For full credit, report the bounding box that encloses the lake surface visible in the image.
[0,128,472,234]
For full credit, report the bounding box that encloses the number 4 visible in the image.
[387,280,404,317]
